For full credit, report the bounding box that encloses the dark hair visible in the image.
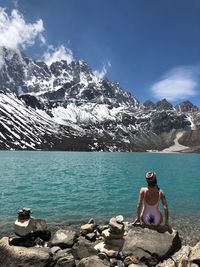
[146,175,160,190]
[147,177,157,187]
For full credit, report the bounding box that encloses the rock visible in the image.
[122,227,181,263]
[51,229,77,248]
[72,236,97,260]
[14,217,48,237]
[87,218,94,224]
[53,248,72,261]
[124,255,140,265]
[109,217,124,235]
[129,264,147,267]
[97,225,109,234]
[55,254,75,267]
[102,229,124,239]
[80,223,96,235]
[171,245,191,264]
[76,255,109,267]
[97,252,109,261]
[94,241,119,258]
[110,258,118,267]
[116,259,125,267]
[105,237,125,248]
[156,258,176,267]
[85,232,96,242]
[0,237,52,267]
[8,236,35,247]
[190,241,200,264]
[51,245,62,254]
[102,228,125,249]
[116,215,124,224]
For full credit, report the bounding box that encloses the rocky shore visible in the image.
[0,215,200,267]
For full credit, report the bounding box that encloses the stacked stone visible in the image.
[102,215,125,250]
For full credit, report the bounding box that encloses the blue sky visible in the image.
[0,0,200,106]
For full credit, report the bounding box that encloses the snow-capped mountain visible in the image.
[0,46,200,152]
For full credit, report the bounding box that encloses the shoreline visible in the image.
[0,215,200,267]
[1,215,199,247]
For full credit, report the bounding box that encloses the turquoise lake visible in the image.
[0,151,199,243]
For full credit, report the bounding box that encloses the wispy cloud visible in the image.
[93,61,111,79]
[0,7,45,50]
[151,66,200,101]
[42,44,74,65]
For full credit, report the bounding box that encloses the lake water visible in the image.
[0,151,199,244]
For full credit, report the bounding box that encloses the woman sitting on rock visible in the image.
[133,171,171,232]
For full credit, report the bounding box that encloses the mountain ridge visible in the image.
[0,46,200,152]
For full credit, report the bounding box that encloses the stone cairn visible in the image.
[9,207,51,247]
[102,215,125,250]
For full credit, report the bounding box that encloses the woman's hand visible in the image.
[165,222,172,233]
[132,218,141,225]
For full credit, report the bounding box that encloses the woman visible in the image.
[133,171,171,230]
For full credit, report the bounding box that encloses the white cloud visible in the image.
[0,7,45,50]
[151,66,200,101]
[93,61,111,79]
[42,45,74,65]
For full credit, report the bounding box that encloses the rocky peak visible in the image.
[143,100,156,110]
[156,98,173,111]
[175,100,199,112]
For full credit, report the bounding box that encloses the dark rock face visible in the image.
[175,100,199,112]
[156,99,173,111]
[0,46,200,152]
[143,100,156,110]
[151,111,190,134]
[19,94,43,109]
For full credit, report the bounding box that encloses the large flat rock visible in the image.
[122,226,181,263]
[51,229,77,248]
[0,237,52,267]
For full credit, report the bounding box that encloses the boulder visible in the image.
[72,237,97,260]
[156,258,176,267]
[97,225,109,234]
[102,229,124,239]
[53,248,73,261]
[124,255,141,265]
[94,241,119,258]
[55,253,75,267]
[171,245,191,265]
[51,229,77,248]
[0,237,52,267]
[122,226,181,264]
[109,217,124,235]
[80,223,96,235]
[190,241,200,265]
[76,255,109,267]
[85,232,96,242]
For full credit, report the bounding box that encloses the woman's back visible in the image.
[141,187,163,225]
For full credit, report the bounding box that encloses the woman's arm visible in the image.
[133,188,144,225]
[160,190,172,232]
